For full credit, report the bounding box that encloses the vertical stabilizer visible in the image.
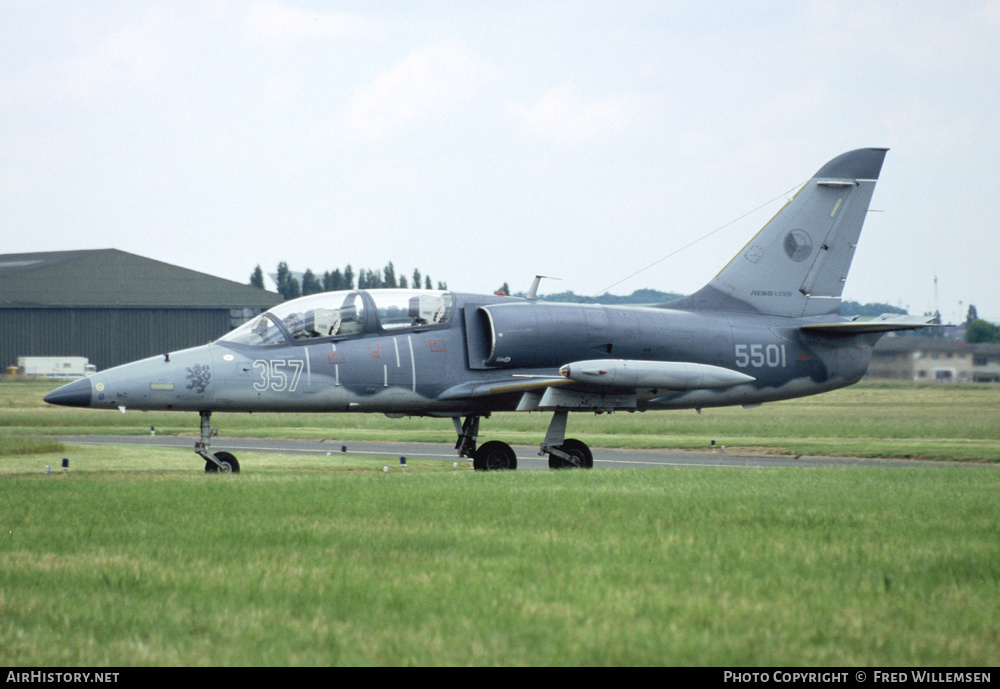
[672,148,888,317]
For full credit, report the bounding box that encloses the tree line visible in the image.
[250,262,448,301]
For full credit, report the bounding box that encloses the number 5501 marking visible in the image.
[734,344,786,368]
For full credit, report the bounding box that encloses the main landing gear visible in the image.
[195,411,240,473]
[539,410,593,469]
[453,410,592,471]
[454,415,517,471]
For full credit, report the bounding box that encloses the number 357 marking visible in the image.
[734,344,786,368]
[253,359,305,392]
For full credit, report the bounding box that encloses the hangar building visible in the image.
[1,249,281,371]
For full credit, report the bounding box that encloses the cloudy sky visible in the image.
[3,1,998,321]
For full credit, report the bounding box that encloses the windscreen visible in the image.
[218,291,366,346]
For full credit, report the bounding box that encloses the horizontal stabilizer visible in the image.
[801,314,937,334]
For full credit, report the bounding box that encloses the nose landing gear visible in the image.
[195,411,240,473]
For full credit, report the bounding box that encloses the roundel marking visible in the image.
[783,229,813,262]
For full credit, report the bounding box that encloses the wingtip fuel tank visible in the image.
[559,359,755,390]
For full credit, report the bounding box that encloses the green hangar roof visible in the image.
[0,249,280,309]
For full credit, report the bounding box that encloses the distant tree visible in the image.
[966,304,979,325]
[383,262,397,288]
[496,282,510,295]
[535,289,682,305]
[253,261,449,294]
[323,269,344,291]
[249,265,264,289]
[840,301,908,318]
[275,262,300,300]
[359,268,383,289]
[301,269,323,296]
[967,319,1000,344]
[626,288,683,304]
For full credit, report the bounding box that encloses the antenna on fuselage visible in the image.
[526,275,560,300]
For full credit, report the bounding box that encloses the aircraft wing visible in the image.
[801,314,938,334]
[437,376,572,400]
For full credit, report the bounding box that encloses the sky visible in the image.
[3,0,999,322]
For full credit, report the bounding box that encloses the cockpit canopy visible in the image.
[219,289,454,347]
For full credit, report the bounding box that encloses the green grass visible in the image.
[0,435,65,456]
[1,459,998,666]
[5,378,1000,461]
[2,378,999,665]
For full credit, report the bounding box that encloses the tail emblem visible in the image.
[783,230,813,262]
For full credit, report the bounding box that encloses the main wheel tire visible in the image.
[548,438,593,469]
[473,441,517,471]
[205,451,241,473]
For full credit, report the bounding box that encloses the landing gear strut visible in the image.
[453,414,517,471]
[540,410,593,469]
[196,411,240,473]
[454,414,480,459]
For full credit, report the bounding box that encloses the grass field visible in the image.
[1,378,999,666]
[2,463,999,666]
[3,378,1000,461]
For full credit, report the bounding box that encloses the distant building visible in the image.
[868,336,1000,383]
[972,346,1000,383]
[1,249,280,371]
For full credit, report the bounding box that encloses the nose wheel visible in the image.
[196,411,241,473]
[204,451,240,473]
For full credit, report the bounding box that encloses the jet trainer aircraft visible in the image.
[46,148,932,472]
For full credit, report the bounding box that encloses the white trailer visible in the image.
[17,357,96,378]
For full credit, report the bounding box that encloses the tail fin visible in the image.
[672,148,888,317]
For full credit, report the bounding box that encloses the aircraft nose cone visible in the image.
[44,377,93,407]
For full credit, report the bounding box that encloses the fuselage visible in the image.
[44,288,875,416]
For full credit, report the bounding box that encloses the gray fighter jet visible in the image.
[46,148,932,472]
